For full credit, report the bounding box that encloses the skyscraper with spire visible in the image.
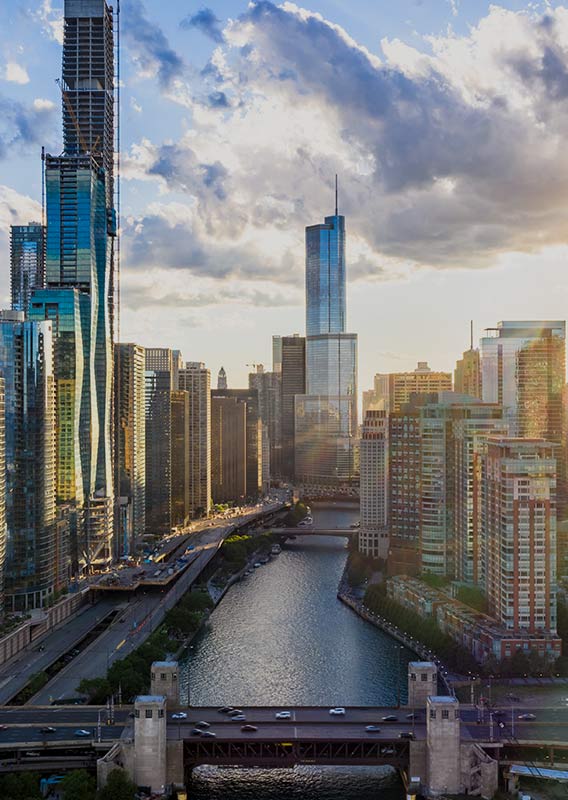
[294,179,358,485]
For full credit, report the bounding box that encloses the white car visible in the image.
[275,711,292,719]
[172,712,187,720]
[329,707,346,716]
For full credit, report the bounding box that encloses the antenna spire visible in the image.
[335,174,338,216]
[470,320,474,350]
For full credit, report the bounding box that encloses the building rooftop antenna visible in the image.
[335,174,338,216]
[470,319,474,350]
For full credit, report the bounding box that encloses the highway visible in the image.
[30,503,285,705]
[0,598,119,706]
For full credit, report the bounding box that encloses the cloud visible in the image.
[34,0,63,44]
[121,2,568,289]
[33,98,55,112]
[0,92,56,160]
[4,62,30,85]
[180,8,225,44]
[122,0,184,89]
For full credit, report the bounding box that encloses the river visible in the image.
[179,503,413,799]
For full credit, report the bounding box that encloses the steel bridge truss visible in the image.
[183,738,410,768]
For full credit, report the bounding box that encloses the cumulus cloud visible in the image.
[180,8,225,44]
[122,1,568,288]
[122,0,184,88]
[4,62,30,85]
[34,0,63,44]
[0,92,56,159]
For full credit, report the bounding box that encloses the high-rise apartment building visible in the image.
[371,363,452,414]
[0,378,6,609]
[359,410,389,559]
[295,202,357,485]
[170,390,190,528]
[114,343,146,557]
[10,223,45,315]
[388,401,423,576]
[481,322,565,438]
[388,393,507,579]
[481,438,558,645]
[145,348,174,535]
[178,362,211,517]
[211,397,247,503]
[249,365,282,479]
[280,335,305,479]
[217,367,227,390]
[0,312,56,611]
[211,389,263,498]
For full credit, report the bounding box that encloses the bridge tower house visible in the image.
[407,662,437,708]
[426,696,461,796]
[151,661,180,706]
[134,695,167,794]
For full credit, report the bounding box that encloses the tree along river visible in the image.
[179,503,414,799]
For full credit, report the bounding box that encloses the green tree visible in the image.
[77,677,112,704]
[0,772,42,800]
[60,770,96,800]
[96,769,137,800]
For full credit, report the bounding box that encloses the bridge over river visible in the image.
[0,662,564,799]
[272,527,357,538]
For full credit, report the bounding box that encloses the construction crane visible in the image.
[55,78,100,157]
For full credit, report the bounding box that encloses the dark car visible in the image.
[201,730,216,738]
[195,721,211,729]
[191,728,203,736]
[382,715,398,722]
[228,709,244,717]
[40,726,56,734]
[218,706,233,714]
[399,732,415,740]
[241,724,258,732]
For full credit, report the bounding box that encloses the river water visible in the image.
[180,504,413,799]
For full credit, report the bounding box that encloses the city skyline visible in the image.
[3,1,568,391]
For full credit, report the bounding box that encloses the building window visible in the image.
[158,709,164,718]
[411,673,416,682]
[430,709,436,719]
[442,710,449,719]
[151,673,155,681]
[172,674,177,682]
[421,673,428,682]
[161,673,166,680]
[135,709,140,719]
[145,709,153,719]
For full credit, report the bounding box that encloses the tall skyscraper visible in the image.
[272,335,282,373]
[295,195,358,485]
[114,343,146,557]
[359,410,388,559]
[10,223,45,315]
[211,396,247,503]
[0,378,6,610]
[178,362,211,518]
[481,437,558,641]
[0,312,56,611]
[145,348,173,535]
[249,364,282,479]
[217,366,227,390]
[481,321,565,438]
[280,334,305,479]
[33,0,117,570]
[211,388,263,498]
[170,390,190,528]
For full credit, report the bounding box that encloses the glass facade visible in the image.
[296,211,357,485]
[10,223,45,314]
[0,314,57,610]
[305,215,345,337]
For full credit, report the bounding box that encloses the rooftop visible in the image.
[135,695,166,704]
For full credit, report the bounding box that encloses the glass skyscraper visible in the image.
[28,0,116,570]
[0,312,57,611]
[10,223,45,315]
[295,206,357,485]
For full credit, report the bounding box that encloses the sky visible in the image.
[2,0,568,392]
